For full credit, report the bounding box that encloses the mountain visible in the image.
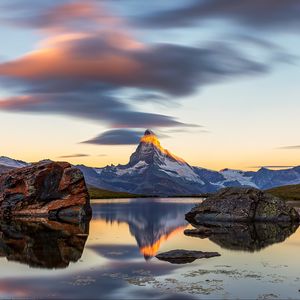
[267,184,300,201]
[0,156,28,168]
[2,130,300,195]
[0,156,28,175]
[88,186,142,199]
[80,129,215,195]
[77,130,300,195]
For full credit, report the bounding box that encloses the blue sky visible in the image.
[0,0,299,170]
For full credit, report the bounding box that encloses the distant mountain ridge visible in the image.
[1,131,300,195]
[78,130,300,195]
[0,156,28,168]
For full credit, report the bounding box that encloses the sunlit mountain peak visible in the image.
[140,129,162,148]
[139,129,186,164]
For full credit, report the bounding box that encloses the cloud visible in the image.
[0,0,122,32]
[0,0,292,135]
[139,0,300,31]
[0,27,270,129]
[249,165,296,169]
[81,129,145,145]
[278,145,300,150]
[0,37,268,96]
[0,93,194,128]
[58,153,90,158]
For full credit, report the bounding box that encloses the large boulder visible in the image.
[0,161,91,220]
[186,187,299,224]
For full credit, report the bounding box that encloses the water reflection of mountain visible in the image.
[93,200,197,259]
[0,219,89,269]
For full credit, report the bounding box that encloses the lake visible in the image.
[0,198,299,299]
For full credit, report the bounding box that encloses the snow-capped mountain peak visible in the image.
[89,129,206,194]
[129,129,187,166]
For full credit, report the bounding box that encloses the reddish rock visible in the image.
[0,161,91,220]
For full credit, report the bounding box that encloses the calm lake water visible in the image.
[0,198,300,299]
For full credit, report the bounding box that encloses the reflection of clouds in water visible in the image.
[0,200,299,299]
[0,260,183,299]
[88,244,141,260]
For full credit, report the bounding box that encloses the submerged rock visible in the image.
[0,161,91,221]
[0,218,89,268]
[156,249,220,264]
[184,222,298,252]
[185,187,299,224]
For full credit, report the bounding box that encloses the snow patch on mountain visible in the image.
[116,161,149,176]
[219,169,258,188]
[0,156,28,168]
[159,159,203,183]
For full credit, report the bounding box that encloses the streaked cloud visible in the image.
[81,129,145,145]
[0,0,296,145]
[0,2,272,130]
[139,0,300,31]
[249,165,296,169]
[278,145,300,150]
[58,153,90,158]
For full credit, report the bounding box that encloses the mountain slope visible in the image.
[0,156,28,168]
[83,130,213,195]
[77,130,300,195]
[267,184,300,201]
[88,186,143,199]
[2,130,300,196]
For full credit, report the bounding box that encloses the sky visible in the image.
[0,0,299,170]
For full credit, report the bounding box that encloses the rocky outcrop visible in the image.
[156,249,220,264]
[0,165,13,175]
[184,222,298,252]
[0,218,89,268]
[0,161,91,221]
[185,187,299,224]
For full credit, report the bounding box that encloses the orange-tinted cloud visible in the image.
[0,0,273,130]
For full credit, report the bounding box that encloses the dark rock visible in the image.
[0,218,89,268]
[155,249,220,264]
[184,227,213,239]
[184,222,298,252]
[0,161,91,221]
[0,165,13,175]
[185,187,299,224]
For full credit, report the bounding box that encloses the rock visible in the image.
[185,187,299,224]
[0,165,13,175]
[0,161,91,221]
[0,218,89,268]
[155,249,220,264]
[184,227,213,239]
[184,222,298,252]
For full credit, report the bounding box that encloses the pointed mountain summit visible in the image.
[129,129,186,167]
[80,129,300,195]
[2,133,300,195]
[88,129,210,195]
